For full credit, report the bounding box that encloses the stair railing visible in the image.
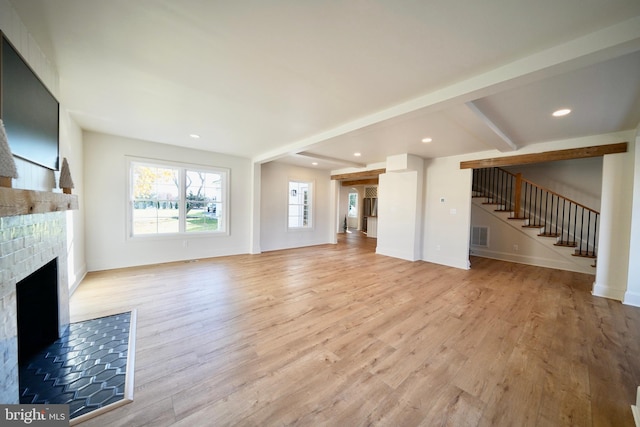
[472,167,517,213]
[472,167,599,258]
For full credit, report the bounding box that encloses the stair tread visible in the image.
[522,224,545,228]
[507,216,528,220]
[573,251,597,259]
[538,232,560,237]
[555,241,577,247]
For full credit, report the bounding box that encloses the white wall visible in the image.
[377,171,414,259]
[260,161,333,252]
[83,131,252,271]
[60,114,86,291]
[1,1,87,290]
[376,154,424,261]
[422,156,472,269]
[504,157,603,210]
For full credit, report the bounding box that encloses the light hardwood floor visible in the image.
[71,232,640,426]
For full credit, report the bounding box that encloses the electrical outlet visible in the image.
[437,245,441,251]
[513,244,518,251]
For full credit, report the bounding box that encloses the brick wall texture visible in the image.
[0,212,70,404]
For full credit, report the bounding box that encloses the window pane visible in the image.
[133,202,180,235]
[186,169,225,233]
[132,164,179,235]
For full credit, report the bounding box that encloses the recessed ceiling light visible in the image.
[354,152,361,157]
[189,134,200,139]
[312,162,318,166]
[421,137,433,143]
[552,108,571,117]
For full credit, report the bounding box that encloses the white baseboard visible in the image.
[422,254,470,270]
[470,248,593,275]
[624,291,640,308]
[376,246,419,262]
[592,282,626,301]
[69,265,88,296]
[632,386,640,427]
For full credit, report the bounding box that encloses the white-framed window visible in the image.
[288,180,312,229]
[128,158,228,236]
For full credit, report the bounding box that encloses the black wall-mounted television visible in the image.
[1,31,60,171]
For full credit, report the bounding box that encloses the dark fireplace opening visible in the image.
[16,258,59,364]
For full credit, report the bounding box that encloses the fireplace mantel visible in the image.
[0,187,78,218]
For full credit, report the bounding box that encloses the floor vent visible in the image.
[471,226,489,247]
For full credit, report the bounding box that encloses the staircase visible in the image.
[471,167,598,273]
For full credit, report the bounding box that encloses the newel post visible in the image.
[513,173,522,218]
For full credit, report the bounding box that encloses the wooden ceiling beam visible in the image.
[459,142,627,169]
[341,178,379,187]
[331,168,386,181]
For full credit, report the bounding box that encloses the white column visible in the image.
[376,154,424,261]
[593,149,634,301]
[624,133,640,306]
[249,162,262,254]
[329,179,339,243]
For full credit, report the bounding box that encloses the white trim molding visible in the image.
[592,281,626,301]
[632,386,640,427]
[624,291,640,308]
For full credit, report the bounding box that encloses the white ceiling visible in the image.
[9,0,640,171]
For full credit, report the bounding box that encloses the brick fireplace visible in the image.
[0,211,71,404]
